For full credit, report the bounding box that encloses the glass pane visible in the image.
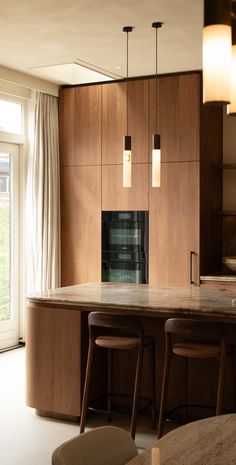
[0,153,11,321]
[110,228,141,246]
[0,100,22,134]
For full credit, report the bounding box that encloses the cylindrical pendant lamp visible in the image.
[203,0,231,105]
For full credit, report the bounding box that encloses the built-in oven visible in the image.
[102,211,148,284]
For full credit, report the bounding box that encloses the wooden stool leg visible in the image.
[157,345,171,439]
[216,341,226,416]
[150,341,157,429]
[130,344,144,439]
[233,346,236,412]
[183,357,188,424]
[80,339,95,434]
[107,348,112,422]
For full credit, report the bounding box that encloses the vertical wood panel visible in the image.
[149,74,200,162]
[102,80,149,164]
[61,165,101,285]
[74,85,102,165]
[200,104,223,274]
[129,79,149,163]
[149,162,200,286]
[26,304,82,416]
[102,82,126,165]
[102,164,149,211]
[59,88,75,167]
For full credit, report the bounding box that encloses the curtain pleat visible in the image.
[26,92,60,292]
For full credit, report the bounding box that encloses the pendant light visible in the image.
[203,0,231,105]
[152,22,162,187]
[227,2,236,115]
[123,26,133,188]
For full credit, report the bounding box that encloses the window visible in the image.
[0,94,25,349]
[0,99,23,134]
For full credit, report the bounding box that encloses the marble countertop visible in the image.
[201,274,236,282]
[27,282,236,321]
[126,414,236,465]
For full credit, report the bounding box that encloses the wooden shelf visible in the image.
[215,163,236,169]
[215,211,236,216]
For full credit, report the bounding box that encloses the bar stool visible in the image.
[80,312,156,439]
[157,318,234,438]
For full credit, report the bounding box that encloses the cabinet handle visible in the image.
[190,250,194,285]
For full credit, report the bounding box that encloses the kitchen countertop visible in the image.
[201,274,236,282]
[27,282,236,322]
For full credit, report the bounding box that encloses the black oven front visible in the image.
[102,211,148,284]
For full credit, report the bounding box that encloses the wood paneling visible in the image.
[61,165,101,285]
[102,80,149,164]
[128,80,149,163]
[102,163,149,211]
[59,72,222,287]
[200,105,223,274]
[59,88,75,167]
[149,161,200,286]
[26,303,82,416]
[149,74,200,162]
[102,82,126,165]
[74,85,102,166]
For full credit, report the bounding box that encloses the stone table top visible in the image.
[27,282,236,322]
[126,414,236,465]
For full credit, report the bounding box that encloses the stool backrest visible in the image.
[88,312,144,341]
[165,318,225,341]
[52,426,138,465]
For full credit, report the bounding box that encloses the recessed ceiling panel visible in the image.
[28,63,115,85]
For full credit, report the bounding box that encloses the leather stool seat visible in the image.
[95,335,154,349]
[173,341,222,358]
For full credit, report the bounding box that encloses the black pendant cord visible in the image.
[152,22,162,136]
[155,25,158,134]
[126,29,129,136]
[123,26,133,137]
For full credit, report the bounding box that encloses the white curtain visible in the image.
[26,91,61,293]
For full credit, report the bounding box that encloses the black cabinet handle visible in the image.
[190,250,194,285]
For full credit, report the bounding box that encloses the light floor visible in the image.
[0,347,174,465]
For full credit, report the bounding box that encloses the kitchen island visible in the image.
[26,283,236,422]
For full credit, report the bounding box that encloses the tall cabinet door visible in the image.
[149,162,200,286]
[61,165,101,286]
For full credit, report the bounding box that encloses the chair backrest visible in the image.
[51,426,138,465]
[88,312,144,340]
[165,318,225,341]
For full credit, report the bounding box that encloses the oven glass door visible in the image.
[102,260,147,284]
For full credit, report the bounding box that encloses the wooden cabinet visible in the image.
[74,85,102,166]
[102,163,149,211]
[59,88,75,167]
[59,72,223,287]
[102,82,126,165]
[102,80,149,164]
[26,303,83,418]
[149,74,200,163]
[61,165,101,286]
[149,162,200,286]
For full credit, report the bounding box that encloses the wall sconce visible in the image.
[228,2,236,115]
[203,0,231,105]
[123,26,133,188]
[152,22,162,187]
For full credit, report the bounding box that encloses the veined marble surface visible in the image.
[126,414,236,465]
[27,282,236,321]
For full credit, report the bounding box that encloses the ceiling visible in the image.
[0,0,203,85]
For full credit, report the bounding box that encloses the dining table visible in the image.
[125,414,236,465]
